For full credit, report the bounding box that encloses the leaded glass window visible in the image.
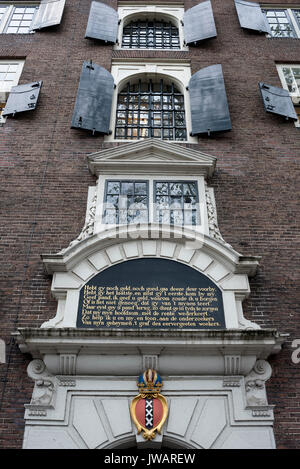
[154,181,199,226]
[263,9,296,37]
[281,66,300,95]
[115,79,187,141]
[122,19,180,49]
[103,180,149,225]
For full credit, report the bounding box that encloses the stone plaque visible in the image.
[77,258,226,329]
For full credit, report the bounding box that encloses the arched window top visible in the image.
[122,18,180,49]
[115,78,187,141]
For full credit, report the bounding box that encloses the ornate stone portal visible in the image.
[15,140,287,449]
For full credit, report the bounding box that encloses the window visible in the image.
[122,19,180,49]
[115,79,187,141]
[262,8,300,38]
[277,64,300,126]
[102,180,200,227]
[0,4,38,34]
[154,181,199,226]
[103,180,149,225]
[0,60,25,123]
[116,4,187,51]
[278,65,300,95]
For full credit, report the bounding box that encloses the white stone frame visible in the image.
[40,139,259,331]
[41,237,256,330]
[97,175,206,236]
[276,63,300,127]
[104,59,197,144]
[115,3,188,52]
[19,369,279,449]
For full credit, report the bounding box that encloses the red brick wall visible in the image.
[0,0,299,448]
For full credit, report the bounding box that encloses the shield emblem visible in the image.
[130,369,168,441]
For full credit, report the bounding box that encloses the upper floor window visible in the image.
[122,19,180,49]
[0,59,24,123]
[277,64,300,126]
[115,78,187,141]
[262,8,300,38]
[154,181,199,226]
[103,180,149,225]
[102,179,200,227]
[0,4,38,34]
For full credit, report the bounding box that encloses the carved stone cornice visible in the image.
[14,328,287,377]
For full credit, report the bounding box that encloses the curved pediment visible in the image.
[41,230,260,331]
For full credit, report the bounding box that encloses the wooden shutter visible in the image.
[85,1,118,43]
[184,1,217,45]
[30,0,66,31]
[259,83,298,121]
[71,61,114,135]
[2,81,42,117]
[234,0,271,34]
[189,65,231,135]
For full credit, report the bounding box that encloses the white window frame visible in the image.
[277,63,300,127]
[105,59,197,144]
[115,3,188,51]
[262,5,300,38]
[0,59,25,124]
[0,3,39,34]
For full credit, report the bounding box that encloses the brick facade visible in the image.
[0,0,299,448]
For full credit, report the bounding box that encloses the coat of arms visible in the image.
[130,369,168,441]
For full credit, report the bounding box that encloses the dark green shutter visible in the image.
[184,1,217,45]
[71,61,114,135]
[189,64,231,135]
[234,0,271,34]
[259,83,298,121]
[85,1,118,43]
[2,81,42,117]
[30,0,65,31]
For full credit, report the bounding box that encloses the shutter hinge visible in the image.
[181,20,184,26]
[186,86,189,91]
[86,60,94,70]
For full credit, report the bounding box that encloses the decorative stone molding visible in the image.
[224,355,241,375]
[25,360,56,417]
[15,329,286,378]
[60,190,97,254]
[205,182,231,249]
[59,354,77,375]
[40,234,259,331]
[142,355,159,371]
[223,376,241,387]
[245,360,272,408]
